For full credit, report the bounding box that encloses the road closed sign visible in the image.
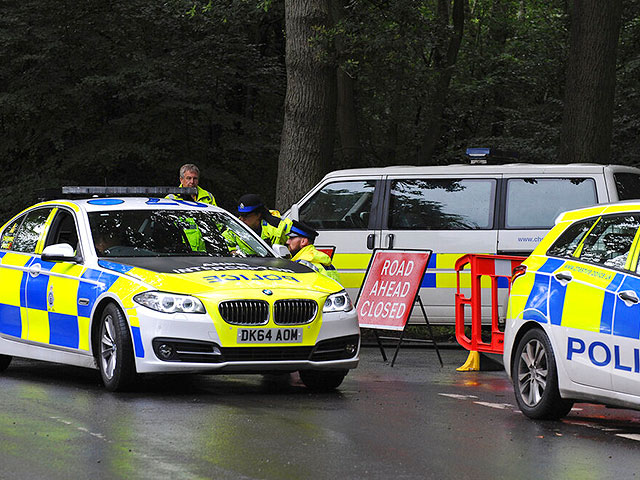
[356,249,432,330]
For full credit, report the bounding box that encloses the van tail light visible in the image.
[511,265,527,285]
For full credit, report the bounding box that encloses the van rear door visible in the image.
[498,173,603,255]
[380,175,500,324]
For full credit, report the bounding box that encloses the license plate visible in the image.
[237,328,303,344]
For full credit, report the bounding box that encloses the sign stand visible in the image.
[356,248,442,367]
[374,296,442,367]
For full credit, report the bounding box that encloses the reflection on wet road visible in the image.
[1,347,639,479]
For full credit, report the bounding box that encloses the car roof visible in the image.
[321,163,640,178]
[556,200,640,224]
[33,197,226,214]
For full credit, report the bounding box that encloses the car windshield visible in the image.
[88,209,272,258]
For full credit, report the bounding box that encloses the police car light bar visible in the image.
[60,186,197,197]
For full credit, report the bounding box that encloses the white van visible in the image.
[287,162,640,324]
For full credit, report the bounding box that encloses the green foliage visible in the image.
[1,0,639,222]
[0,0,285,220]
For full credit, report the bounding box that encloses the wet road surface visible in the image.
[1,346,640,479]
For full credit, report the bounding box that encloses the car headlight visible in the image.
[133,291,206,314]
[323,290,354,313]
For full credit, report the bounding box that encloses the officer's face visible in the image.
[286,236,307,255]
[239,212,261,232]
[180,170,199,188]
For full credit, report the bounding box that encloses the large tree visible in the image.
[559,0,623,163]
[275,0,336,210]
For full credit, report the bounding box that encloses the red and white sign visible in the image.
[356,249,431,330]
[316,246,336,259]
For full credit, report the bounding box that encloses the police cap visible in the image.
[287,220,318,241]
[237,194,264,215]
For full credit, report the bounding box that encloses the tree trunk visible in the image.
[276,0,336,211]
[559,0,622,163]
[416,0,466,164]
[332,0,362,168]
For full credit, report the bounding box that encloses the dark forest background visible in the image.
[1,0,639,219]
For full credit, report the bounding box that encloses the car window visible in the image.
[45,209,80,253]
[505,178,597,229]
[547,218,597,258]
[299,180,376,230]
[88,209,272,258]
[11,208,54,254]
[614,173,640,201]
[1,215,24,250]
[577,214,640,270]
[388,178,495,230]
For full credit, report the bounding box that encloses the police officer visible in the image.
[168,163,216,205]
[286,220,341,283]
[236,194,292,246]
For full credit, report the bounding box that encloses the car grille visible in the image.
[274,299,318,325]
[152,334,360,363]
[218,300,269,326]
[219,346,314,362]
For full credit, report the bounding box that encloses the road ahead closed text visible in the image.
[357,250,431,330]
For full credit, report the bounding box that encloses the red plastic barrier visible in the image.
[455,254,525,354]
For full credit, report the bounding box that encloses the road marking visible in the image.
[616,434,640,442]
[473,401,515,410]
[438,393,478,400]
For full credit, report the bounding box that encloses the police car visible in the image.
[0,188,359,391]
[504,202,640,419]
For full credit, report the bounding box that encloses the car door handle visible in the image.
[387,233,394,249]
[366,234,375,250]
[618,290,639,306]
[28,263,42,278]
[554,272,573,283]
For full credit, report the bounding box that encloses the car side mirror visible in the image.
[289,203,300,221]
[272,244,291,259]
[41,243,81,263]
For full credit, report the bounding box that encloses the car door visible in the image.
[379,175,500,324]
[0,213,31,339]
[40,207,96,351]
[297,177,385,300]
[1,207,56,344]
[551,213,640,391]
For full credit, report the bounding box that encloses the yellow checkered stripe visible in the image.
[332,252,497,290]
[0,252,138,353]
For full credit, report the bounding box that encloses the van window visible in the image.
[299,180,376,230]
[505,178,596,229]
[388,179,495,230]
[614,173,640,201]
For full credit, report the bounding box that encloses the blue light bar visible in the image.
[466,147,491,158]
[60,186,197,196]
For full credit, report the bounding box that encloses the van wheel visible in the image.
[0,354,11,372]
[513,329,574,420]
[98,303,137,392]
[299,369,348,391]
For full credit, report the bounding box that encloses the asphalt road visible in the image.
[1,346,640,480]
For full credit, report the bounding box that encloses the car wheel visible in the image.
[299,369,348,391]
[513,328,574,420]
[98,303,137,392]
[0,354,12,372]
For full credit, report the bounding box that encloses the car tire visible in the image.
[98,303,137,392]
[513,328,574,420]
[0,354,12,372]
[299,369,348,391]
